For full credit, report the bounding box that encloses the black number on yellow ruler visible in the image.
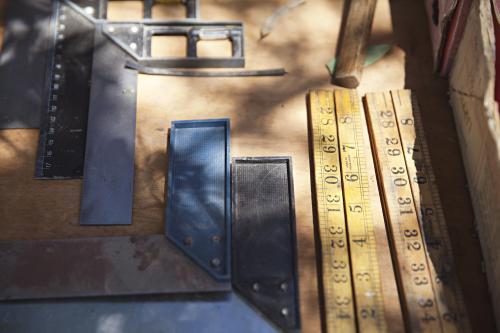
[335,90,387,332]
[391,90,471,332]
[309,90,356,332]
[308,90,387,332]
[365,91,470,332]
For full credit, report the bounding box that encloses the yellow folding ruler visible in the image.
[308,89,470,332]
[365,90,470,332]
[308,90,393,332]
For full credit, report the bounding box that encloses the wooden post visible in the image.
[333,0,377,88]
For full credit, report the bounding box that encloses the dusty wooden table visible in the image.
[0,0,496,331]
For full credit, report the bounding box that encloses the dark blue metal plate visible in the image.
[0,293,280,333]
[166,119,231,281]
[232,157,301,332]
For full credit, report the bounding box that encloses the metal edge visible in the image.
[34,0,60,178]
[124,61,286,77]
[192,0,201,19]
[138,58,245,68]
[285,157,301,331]
[241,22,246,58]
[102,19,244,26]
[225,119,232,284]
[66,1,209,22]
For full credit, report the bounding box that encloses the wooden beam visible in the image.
[333,0,377,88]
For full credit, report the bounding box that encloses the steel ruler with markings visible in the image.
[365,90,470,332]
[308,90,389,332]
[35,0,101,179]
[309,89,470,332]
[33,0,241,179]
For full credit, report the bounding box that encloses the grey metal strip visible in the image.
[79,22,137,225]
[125,60,286,76]
[0,235,229,301]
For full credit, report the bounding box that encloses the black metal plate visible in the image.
[232,157,301,332]
[0,0,52,129]
[103,20,245,68]
[0,235,229,300]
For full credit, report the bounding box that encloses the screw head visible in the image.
[252,283,260,292]
[183,236,192,246]
[129,43,137,50]
[130,26,139,33]
[280,282,288,291]
[84,6,95,16]
[211,258,221,267]
[281,307,289,317]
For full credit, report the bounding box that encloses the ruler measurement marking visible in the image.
[390,90,471,332]
[365,91,442,332]
[41,1,63,174]
[335,90,387,332]
[37,1,61,175]
[36,1,96,179]
[309,90,356,332]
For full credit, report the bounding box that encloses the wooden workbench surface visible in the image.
[0,0,496,331]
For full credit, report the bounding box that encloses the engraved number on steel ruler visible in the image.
[309,90,386,332]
